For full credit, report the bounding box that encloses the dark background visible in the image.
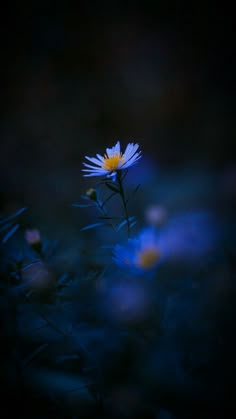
[1,2,234,215]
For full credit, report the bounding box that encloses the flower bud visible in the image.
[25,229,42,254]
[86,188,97,201]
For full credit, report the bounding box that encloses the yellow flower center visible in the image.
[102,152,124,171]
[135,248,160,270]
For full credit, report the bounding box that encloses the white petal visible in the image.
[117,159,126,168]
[83,172,108,177]
[123,143,133,158]
[114,141,120,154]
[106,141,120,157]
[122,153,141,169]
[128,151,141,163]
[82,168,107,173]
[122,144,131,162]
[106,146,113,157]
[129,143,139,157]
[83,162,100,169]
[123,143,139,161]
[83,172,106,175]
[85,156,102,166]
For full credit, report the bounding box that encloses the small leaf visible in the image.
[57,272,70,286]
[126,184,141,203]
[116,219,128,231]
[116,216,136,232]
[2,224,20,243]
[0,207,27,224]
[71,203,95,208]
[105,182,120,193]
[22,343,49,367]
[100,191,117,208]
[0,222,13,234]
[130,221,137,230]
[80,195,91,200]
[97,216,122,220]
[80,222,106,231]
[21,259,41,272]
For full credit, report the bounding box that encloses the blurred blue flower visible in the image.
[82,140,141,179]
[113,211,221,275]
[113,227,161,275]
[158,211,221,262]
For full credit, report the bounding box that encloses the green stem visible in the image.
[117,171,130,237]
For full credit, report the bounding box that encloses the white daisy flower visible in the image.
[82,141,142,178]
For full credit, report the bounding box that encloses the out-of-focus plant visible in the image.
[0,207,27,244]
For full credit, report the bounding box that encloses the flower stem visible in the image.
[117,171,130,237]
[96,200,117,232]
[95,187,117,232]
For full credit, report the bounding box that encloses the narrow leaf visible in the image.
[100,191,117,208]
[80,195,91,201]
[57,272,70,286]
[0,207,27,224]
[116,219,128,231]
[81,222,106,231]
[71,203,95,208]
[105,182,120,193]
[130,221,137,229]
[22,343,49,367]
[0,222,13,234]
[97,216,122,220]
[2,224,20,243]
[126,184,141,204]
